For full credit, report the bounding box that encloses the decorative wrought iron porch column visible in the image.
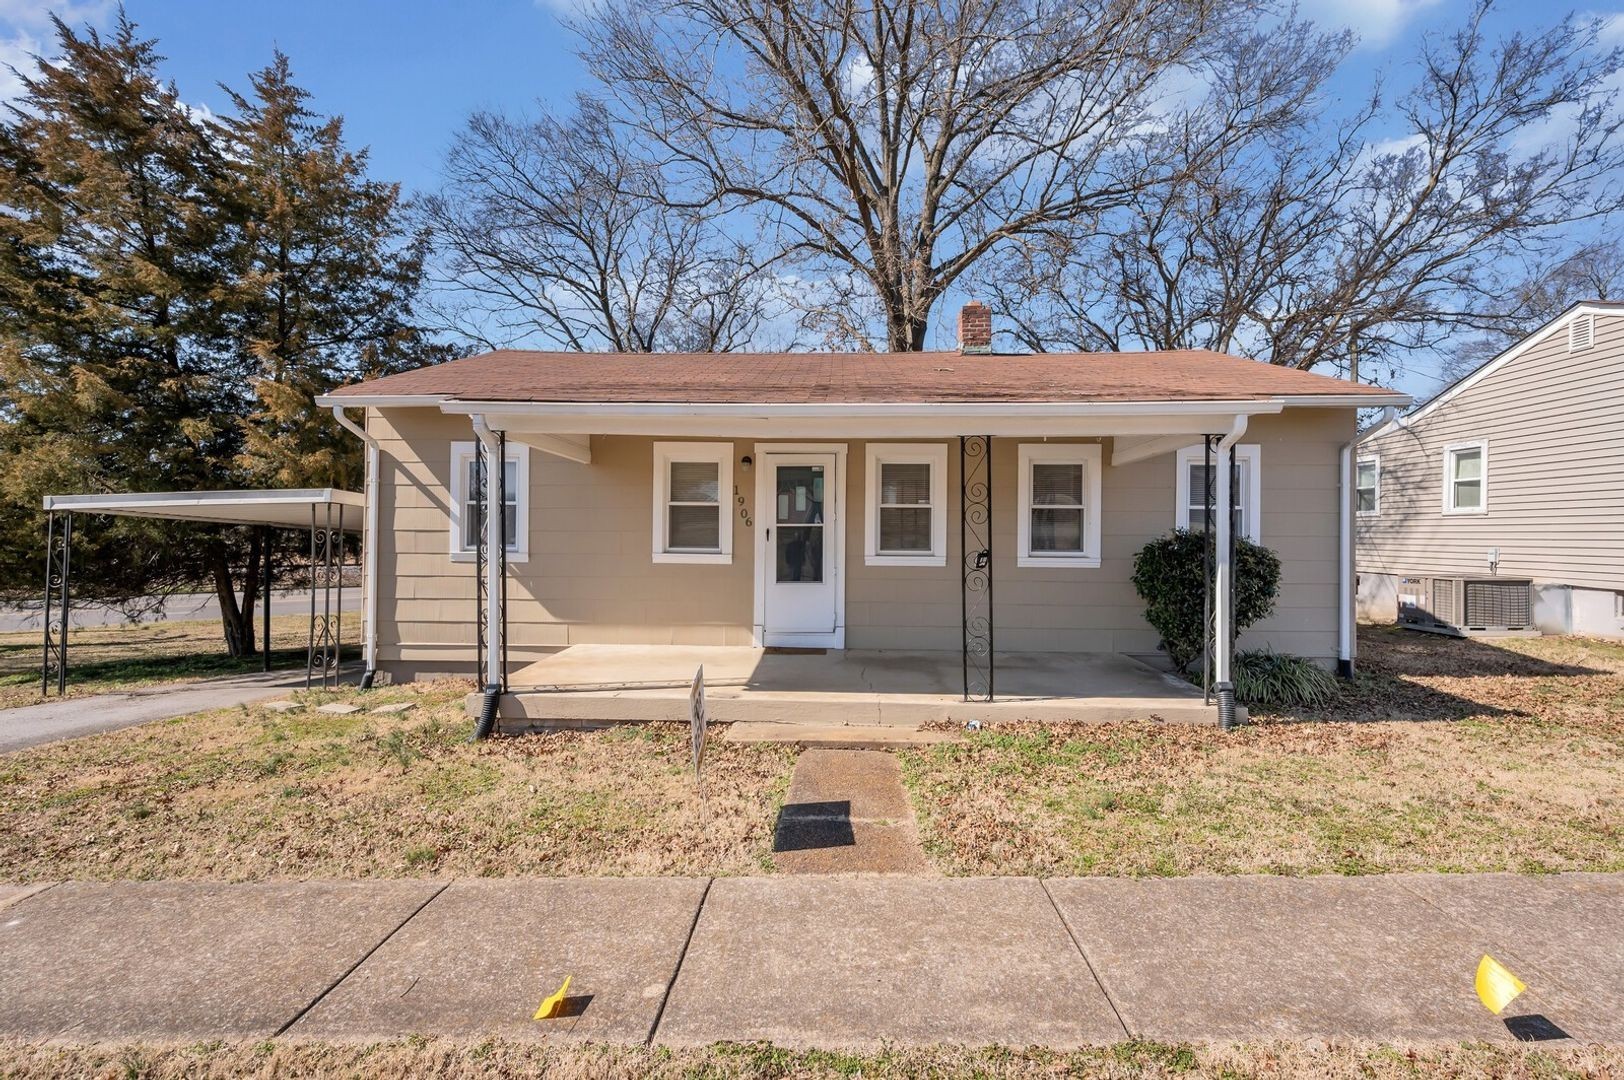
[960,435,993,701]
[473,429,509,691]
[308,502,342,689]
[40,511,71,696]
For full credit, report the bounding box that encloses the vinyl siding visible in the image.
[1356,309,1624,590]
[370,406,1353,672]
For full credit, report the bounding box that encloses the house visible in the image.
[317,304,1405,731]
[1356,302,1624,639]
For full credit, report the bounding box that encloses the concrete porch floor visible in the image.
[478,645,1228,731]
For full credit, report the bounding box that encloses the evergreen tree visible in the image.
[0,14,447,658]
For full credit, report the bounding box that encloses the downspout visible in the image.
[1213,413,1248,730]
[330,404,380,689]
[1338,406,1397,679]
[470,414,504,740]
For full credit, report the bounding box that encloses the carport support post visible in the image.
[261,525,272,673]
[41,510,72,696]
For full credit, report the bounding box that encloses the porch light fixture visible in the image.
[740,454,753,472]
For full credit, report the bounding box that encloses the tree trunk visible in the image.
[210,532,262,659]
[887,311,930,351]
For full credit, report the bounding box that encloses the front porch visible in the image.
[473,644,1233,732]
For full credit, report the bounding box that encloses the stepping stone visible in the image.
[262,700,303,713]
[772,749,931,875]
[316,703,362,715]
[370,702,417,715]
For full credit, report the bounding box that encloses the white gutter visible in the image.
[315,393,451,408]
[437,398,1289,418]
[1213,413,1248,729]
[1338,406,1397,677]
[329,405,381,687]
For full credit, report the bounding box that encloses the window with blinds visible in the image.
[878,462,932,553]
[666,461,721,550]
[1029,462,1085,553]
[653,442,734,563]
[1017,443,1101,566]
[864,444,947,565]
[448,441,529,561]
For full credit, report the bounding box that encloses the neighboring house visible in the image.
[1356,301,1624,638]
[317,304,1404,727]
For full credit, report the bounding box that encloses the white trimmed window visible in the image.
[864,443,947,566]
[652,442,733,563]
[1175,444,1261,542]
[1356,456,1380,516]
[1570,312,1595,352]
[1443,441,1487,514]
[1017,443,1102,568]
[449,441,529,562]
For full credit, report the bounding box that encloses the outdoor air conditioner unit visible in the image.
[1397,576,1536,637]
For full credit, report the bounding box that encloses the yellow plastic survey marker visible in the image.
[534,974,573,1020]
[1475,955,1526,1015]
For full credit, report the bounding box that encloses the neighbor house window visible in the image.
[1443,441,1487,514]
[1356,456,1379,516]
[1174,444,1262,542]
[864,443,947,566]
[449,441,529,562]
[1017,443,1102,568]
[652,442,733,563]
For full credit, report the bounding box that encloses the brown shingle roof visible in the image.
[330,348,1402,404]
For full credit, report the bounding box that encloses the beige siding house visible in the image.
[1356,302,1624,638]
[321,306,1405,730]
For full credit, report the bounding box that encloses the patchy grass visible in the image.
[0,682,793,881]
[0,1038,1617,1079]
[0,615,361,711]
[903,628,1624,876]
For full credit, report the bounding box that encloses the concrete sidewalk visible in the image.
[0,669,324,754]
[0,874,1617,1048]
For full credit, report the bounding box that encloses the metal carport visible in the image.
[38,489,364,695]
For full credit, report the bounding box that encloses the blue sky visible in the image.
[0,0,1609,398]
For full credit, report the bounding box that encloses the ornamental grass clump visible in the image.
[1131,528,1281,673]
[1232,649,1340,708]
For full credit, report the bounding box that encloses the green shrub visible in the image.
[1131,528,1281,672]
[1232,649,1339,708]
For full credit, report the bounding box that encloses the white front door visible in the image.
[759,451,841,646]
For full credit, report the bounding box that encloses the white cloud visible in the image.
[1588,11,1624,45]
[1298,0,1444,49]
[0,0,117,104]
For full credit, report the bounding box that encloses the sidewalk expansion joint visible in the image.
[645,877,712,1045]
[272,880,451,1038]
[1040,879,1132,1040]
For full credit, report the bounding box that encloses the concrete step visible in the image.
[724,722,957,748]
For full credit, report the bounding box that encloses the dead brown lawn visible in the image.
[901,628,1624,876]
[1,1038,1619,1080]
[0,681,793,881]
[0,615,361,711]
[3,626,1621,881]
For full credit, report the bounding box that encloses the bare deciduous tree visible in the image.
[581,0,1268,351]
[1441,240,1624,379]
[977,2,1624,379]
[424,97,773,352]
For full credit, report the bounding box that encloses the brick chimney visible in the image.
[957,301,992,354]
